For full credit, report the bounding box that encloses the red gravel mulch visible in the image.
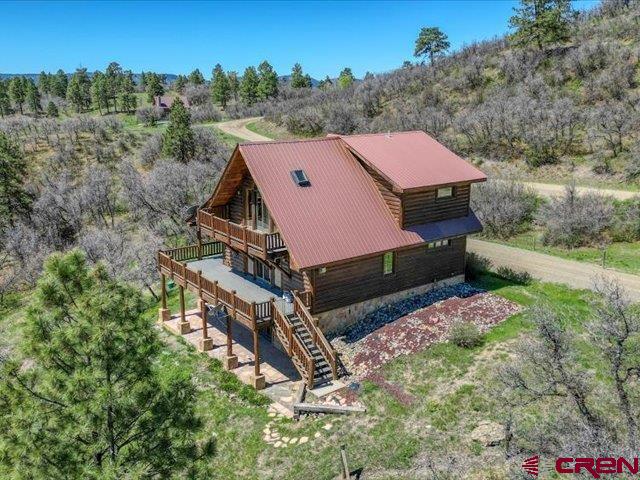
[336,291,521,379]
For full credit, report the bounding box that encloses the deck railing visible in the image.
[293,290,338,380]
[272,301,316,387]
[157,245,272,330]
[196,209,286,259]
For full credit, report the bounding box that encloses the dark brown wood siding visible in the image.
[360,162,402,224]
[402,184,470,227]
[228,176,253,224]
[310,237,466,313]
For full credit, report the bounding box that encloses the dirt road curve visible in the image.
[523,181,637,200]
[468,239,640,301]
[216,117,271,142]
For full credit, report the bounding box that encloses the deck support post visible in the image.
[158,273,170,323]
[224,313,238,370]
[177,285,191,334]
[196,228,203,260]
[251,302,265,390]
[224,291,238,370]
[198,298,213,352]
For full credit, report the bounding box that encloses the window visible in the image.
[436,186,453,199]
[291,169,311,187]
[383,252,395,275]
[427,239,451,249]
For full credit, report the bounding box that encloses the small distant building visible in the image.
[153,95,189,112]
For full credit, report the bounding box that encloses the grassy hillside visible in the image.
[234,1,640,188]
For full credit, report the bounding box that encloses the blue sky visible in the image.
[1,0,599,78]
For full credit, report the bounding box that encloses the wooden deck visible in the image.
[196,209,286,260]
[157,241,338,389]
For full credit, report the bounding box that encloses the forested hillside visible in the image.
[233,0,640,185]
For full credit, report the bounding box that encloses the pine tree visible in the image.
[91,71,110,115]
[239,66,260,105]
[0,250,209,478]
[337,67,355,89]
[9,76,26,114]
[228,71,240,102]
[290,63,310,88]
[38,71,51,94]
[0,131,31,228]
[174,74,188,93]
[211,63,231,108]
[66,68,91,113]
[257,60,278,100]
[52,69,68,97]
[46,100,59,117]
[188,68,205,85]
[105,61,123,112]
[509,0,572,50]
[414,27,450,64]
[145,72,164,104]
[25,79,42,114]
[318,75,333,91]
[118,72,137,113]
[162,98,195,162]
[0,81,10,117]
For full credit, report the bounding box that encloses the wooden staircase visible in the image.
[270,292,338,388]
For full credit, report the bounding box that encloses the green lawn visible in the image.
[480,230,640,275]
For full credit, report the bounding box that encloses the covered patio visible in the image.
[157,246,297,392]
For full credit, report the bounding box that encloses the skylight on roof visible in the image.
[291,169,310,187]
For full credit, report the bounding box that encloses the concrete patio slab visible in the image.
[163,307,301,412]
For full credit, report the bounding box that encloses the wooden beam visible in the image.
[226,311,233,357]
[293,403,366,415]
[179,285,186,324]
[161,273,167,310]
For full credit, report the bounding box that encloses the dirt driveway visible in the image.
[216,117,270,142]
[468,239,640,301]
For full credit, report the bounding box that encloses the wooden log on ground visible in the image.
[293,403,365,416]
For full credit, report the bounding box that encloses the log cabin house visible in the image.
[157,131,486,390]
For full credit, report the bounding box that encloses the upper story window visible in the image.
[427,239,451,249]
[436,186,453,199]
[383,251,395,275]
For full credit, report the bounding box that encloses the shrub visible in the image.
[136,106,164,126]
[472,179,538,238]
[609,198,640,242]
[465,252,492,281]
[496,266,533,285]
[190,103,221,123]
[537,185,614,248]
[449,321,483,349]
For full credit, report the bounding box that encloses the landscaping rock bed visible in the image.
[333,283,521,379]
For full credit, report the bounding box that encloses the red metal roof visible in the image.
[223,131,486,270]
[340,131,486,191]
[238,138,423,269]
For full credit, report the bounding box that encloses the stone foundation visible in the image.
[224,354,238,370]
[177,321,191,335]
[315,274,465,335]
[198,337,214,352]
[157,308,170,323]
[252,373,266,390]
